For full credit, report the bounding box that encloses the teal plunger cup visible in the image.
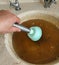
[13,23,42,41]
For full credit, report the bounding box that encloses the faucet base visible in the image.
[15,7,21,11]
[44,0,56,8]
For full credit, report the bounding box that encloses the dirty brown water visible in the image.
[12,19,59,64]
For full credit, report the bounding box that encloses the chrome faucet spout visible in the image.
[10,0,21,11]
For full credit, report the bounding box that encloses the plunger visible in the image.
[13,23,42,41]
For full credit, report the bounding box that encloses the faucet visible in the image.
[44,0,56,8]
[10,0,21,11]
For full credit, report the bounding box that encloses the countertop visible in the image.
[0,2,59,65]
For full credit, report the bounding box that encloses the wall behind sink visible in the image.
[0,0,43,4]
[0,0,58,4]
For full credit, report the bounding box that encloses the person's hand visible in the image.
[0,10,21,34]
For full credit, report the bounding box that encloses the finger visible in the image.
[16,17,20,23]
[13,16,20,24]
[9,27,21,32]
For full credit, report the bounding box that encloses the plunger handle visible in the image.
[13,23,30,33]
